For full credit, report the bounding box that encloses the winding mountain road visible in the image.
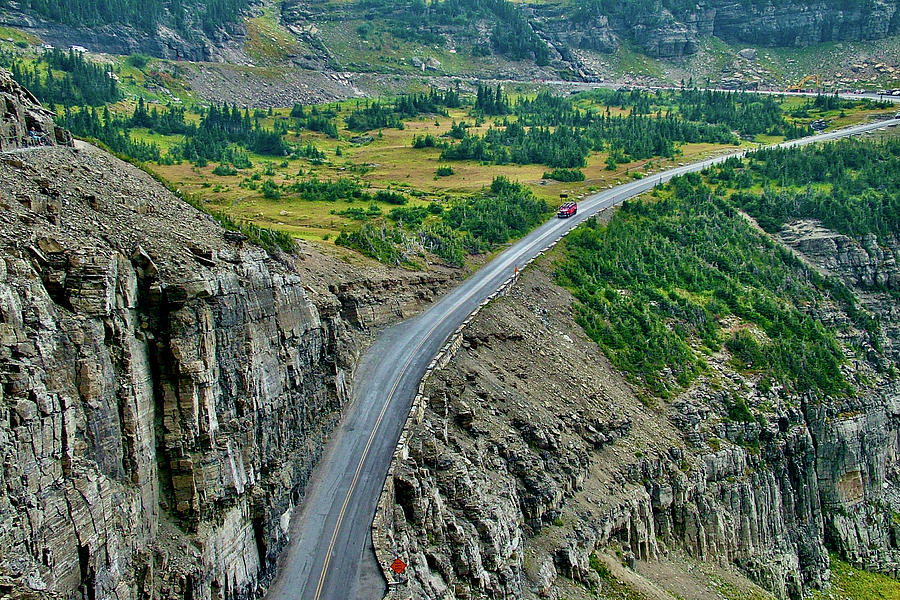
[264,115,898,600]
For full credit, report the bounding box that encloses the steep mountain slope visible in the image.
[0,69,458,599]
[2,0,899,93]
[0,0,252,61]
[552,0,900,58]
[374,142,900,599]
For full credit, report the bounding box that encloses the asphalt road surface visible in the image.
[264,116,898,600]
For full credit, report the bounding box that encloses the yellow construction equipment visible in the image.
[787,74,820,92]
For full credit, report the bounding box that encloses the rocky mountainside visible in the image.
[538,0,900,59]
[0,69,458,599]
[708,0,900,48]
[374,210,900,599]
[0,2,247,63]
[778,220,900,365]
[3,0,899,84]
[277,0,900,72]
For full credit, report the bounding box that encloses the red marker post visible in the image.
[387,557,409,598]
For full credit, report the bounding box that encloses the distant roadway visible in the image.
[264,115,898,600]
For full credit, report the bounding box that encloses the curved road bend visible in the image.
[265,117,897,600]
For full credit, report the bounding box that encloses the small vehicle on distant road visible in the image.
[557,201,577,218]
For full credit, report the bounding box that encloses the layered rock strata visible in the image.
[4,0,900,71]
[779,220,900,364]
[0,13,233,63]
[532,0,899,59]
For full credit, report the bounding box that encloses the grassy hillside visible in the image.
[809,555,900,600]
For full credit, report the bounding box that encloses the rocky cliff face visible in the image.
[375,219,900,599]
[708,0,900,48]
[779,220,900,364]
[0,12,243,63]
[533,0,900,59]
[0,73,457,599]
[4,0,899,76]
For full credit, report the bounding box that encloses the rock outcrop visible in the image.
[779,222,900,292]
[375,224,900,599]
[709,0,900,47]
[0,68,70,151]
[0,12,236,63]
[0,74,458,599]
[779,220,900,363]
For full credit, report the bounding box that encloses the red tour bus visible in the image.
[557,201,577,218]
